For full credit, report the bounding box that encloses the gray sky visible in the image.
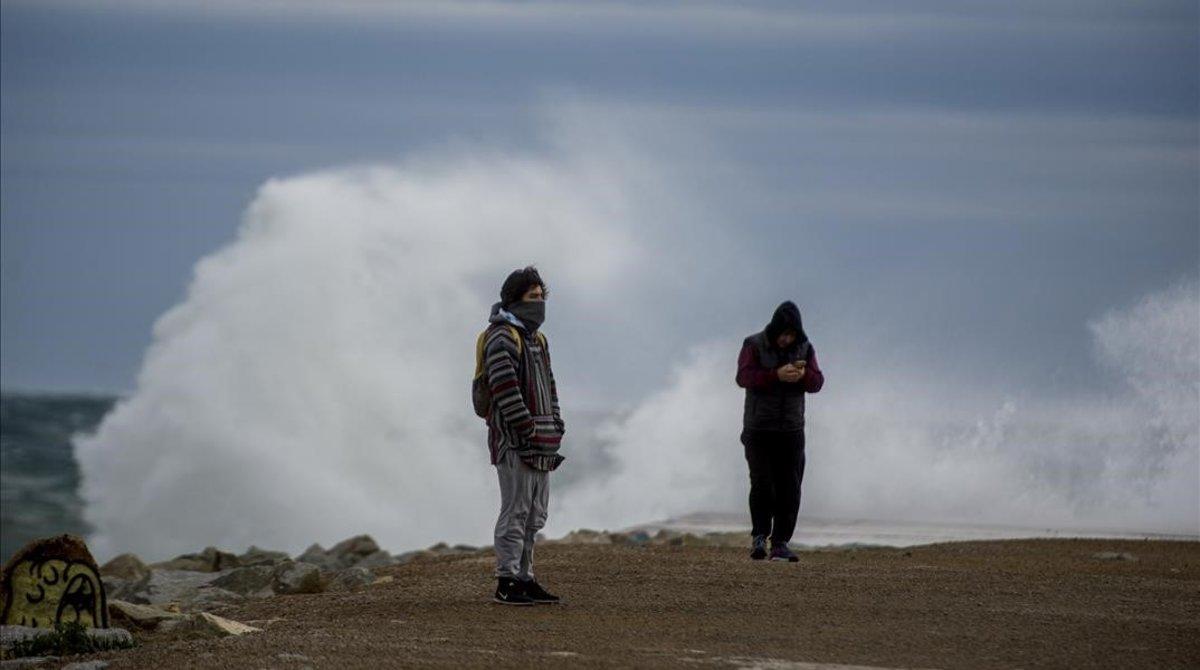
[2,0,1197,400]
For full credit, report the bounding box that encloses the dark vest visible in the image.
[742,333,810,433]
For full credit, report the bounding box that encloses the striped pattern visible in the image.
[483,324,564,469]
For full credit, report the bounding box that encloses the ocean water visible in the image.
[0,393,116,562]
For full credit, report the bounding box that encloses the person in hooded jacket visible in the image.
[482,266,565,605]
[736,301,824,562]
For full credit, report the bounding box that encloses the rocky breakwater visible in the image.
[0,533,484,666]
[98,534,426,628]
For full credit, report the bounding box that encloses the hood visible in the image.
[488,302,525,329]
[488,302,506,324]
[764,301,807,347]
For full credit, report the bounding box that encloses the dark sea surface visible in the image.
[0,392,116,563]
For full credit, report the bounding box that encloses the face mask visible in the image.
[509,301,546,331]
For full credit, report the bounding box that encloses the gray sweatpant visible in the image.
[493,450,550,580]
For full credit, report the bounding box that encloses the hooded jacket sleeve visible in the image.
[802,348,825,393]
[483,327,537,441]
[736,342,777,390]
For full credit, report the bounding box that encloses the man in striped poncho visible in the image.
[483,266,565,606]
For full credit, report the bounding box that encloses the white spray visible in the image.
[75,126,1199,560]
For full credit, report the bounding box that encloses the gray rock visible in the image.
[295,544,340,571]
[99,553,150,581]
[329,535,380,564]
[151,546,240,573]
[271,561,322,595]
[128,569,224,605]
[62,662,110,670]
[107,600,186,631]
[297,543,326,560]
[238,546,290,567]
[325,567,375,592]
[101,576,133,602]
[208,565,275,597]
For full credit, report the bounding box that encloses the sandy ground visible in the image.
[63,538,1200,669]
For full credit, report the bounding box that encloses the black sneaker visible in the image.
[750,535,768,561]
[494,578,534,606]
[521,580,561,604]
[769,543,799,563]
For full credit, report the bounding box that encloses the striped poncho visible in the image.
[482,315,565,471]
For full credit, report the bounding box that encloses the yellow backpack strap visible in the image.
[474,331,489,379]
[508,325,524,357]
[476,325,525,380]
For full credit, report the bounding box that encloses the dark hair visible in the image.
[500,266,548,307]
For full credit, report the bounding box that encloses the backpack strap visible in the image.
[474,325,525,379]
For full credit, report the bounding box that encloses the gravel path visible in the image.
[64,538,1200,669]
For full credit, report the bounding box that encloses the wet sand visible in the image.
[79,538,1200,669]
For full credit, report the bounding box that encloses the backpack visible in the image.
[472,325,546,418]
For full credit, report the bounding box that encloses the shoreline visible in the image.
[626,512,1200,548]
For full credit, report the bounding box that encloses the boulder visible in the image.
[98,554,149,582]
[106,600,184,631]
[100,576,133,603]
[0,534,109,628]
[270,561,322,595]
[157,612,260,638]
[123,569,223,606]
[151,547,240,573]
[237,547,290,568]
[329,535,380,566]
[330,535,380,556]
[295,544,340,571]
[325,567,375,593]
[208,566,275,597]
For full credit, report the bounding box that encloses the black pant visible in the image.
[742,429,806,544]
